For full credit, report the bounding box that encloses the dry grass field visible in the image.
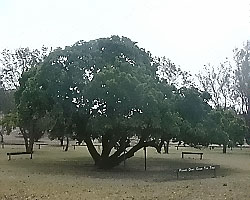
[0,143,250,200]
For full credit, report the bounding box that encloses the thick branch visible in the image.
[114,139,163,166]
[110,137,130,159]
[84,136,101,164]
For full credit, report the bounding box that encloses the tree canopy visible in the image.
[12,36,249,168]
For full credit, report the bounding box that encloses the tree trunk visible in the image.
[223,144,227,154]
[23,135,34,153]
[27,139,34,153]
[20,128,34,153]
[65,137,69,151]
[60,137,64,146]
[86,138,163,169]
[0,133,3,143]
[164,140,170,154]
[84,137,101,165]
[23,134,29,152]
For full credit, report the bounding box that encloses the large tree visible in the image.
[17,36,190,168]
[16,36,215,168]
[14,37,152,166]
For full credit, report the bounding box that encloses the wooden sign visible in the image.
[176,165,220,179]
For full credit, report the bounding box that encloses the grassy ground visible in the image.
[0,144,250,200]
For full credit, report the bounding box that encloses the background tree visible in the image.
[233,41,250,143]
[48,108,74,151]
[0,113,18,135]
[156,56,193,87]
[0,82,16,143]
[233,42,250,114]
[0,88,15,114]
[0,46,50,89]
[203,109,247,153]
[0,46,51,151]
[154,57,195,153]
[0,113,18,143]
[196,60,234,109]
[197,41,250,145]
[15,67,52,152]
[175,87,211,146]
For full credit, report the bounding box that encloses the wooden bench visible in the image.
[1,143,26,149]
[176,165,220,179]
[36,143,48,149]
[175,145,188,150]
[208,145,221,150]
[72,144,102,150]
[72,144,86,150]
[182,151,203,160]
[7,152,33,160]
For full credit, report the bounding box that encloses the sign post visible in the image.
[144,147,147,171]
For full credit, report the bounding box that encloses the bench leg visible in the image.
[213,168,216,177]
[182,153,184,159]
[30,153,33,159]
[8,155,11,161]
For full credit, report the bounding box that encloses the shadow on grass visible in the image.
[4,151,235,182]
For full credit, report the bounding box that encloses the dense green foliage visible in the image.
[0,88,15,114]
[10,36,249,167]
[203,109,247,153]
[0,112,18,134]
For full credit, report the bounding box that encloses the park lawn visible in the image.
[0,145,250,200]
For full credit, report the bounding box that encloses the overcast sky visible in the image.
[0,0,249,73]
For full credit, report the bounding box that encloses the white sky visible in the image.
[0,0,250,74]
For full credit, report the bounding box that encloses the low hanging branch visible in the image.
[84,136,101,164]
[118,139,163,161]
[84,134,164,169]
